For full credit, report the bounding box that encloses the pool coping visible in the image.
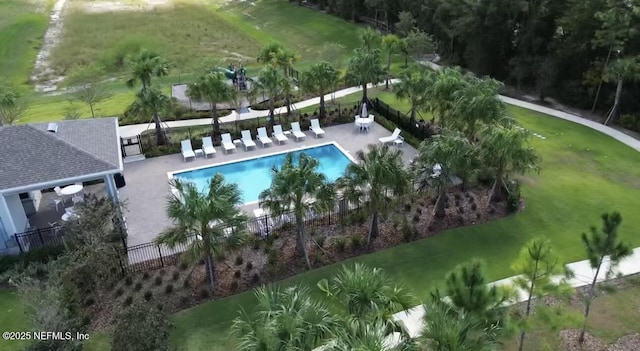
[166,141,357,206]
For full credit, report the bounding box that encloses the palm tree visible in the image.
[318,263,415,337]
[602,56,640,125]
[336,144,411,246]
[300,61,340,119]
[328,319,406,351]
[413,130,475,218]
[395,67,432,124]
[252,66,285,129]
[128,87,172,145]
[359,27,382,53]
[346,47,385,104]
[451,77,506,140]
[420,298,501,351]
[257,44,299,115]
[155,176,248,290]
[233,285,337,351]
[382,34,400,89]
[429,67,468,127]
[0,87,25,126]
[125,49,169,90]
[259,153,335,269]
[187,71,236,140]
[478,124,540,204]
[257,43,284,67]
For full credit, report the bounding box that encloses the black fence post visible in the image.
[16,235,23,253]
[158,245,164,267]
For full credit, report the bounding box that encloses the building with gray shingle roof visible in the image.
[0,118,123,251]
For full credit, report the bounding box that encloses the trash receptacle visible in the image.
[114,173,126,188]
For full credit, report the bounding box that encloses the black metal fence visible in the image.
[373,98,436,141]
[124,197,361,273]
[14,227,65,253]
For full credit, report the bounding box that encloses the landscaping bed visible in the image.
[88,187,509,330]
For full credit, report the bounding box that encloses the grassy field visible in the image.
[0,289,30,351]
[0,0,52,86]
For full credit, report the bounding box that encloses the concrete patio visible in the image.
[118,123,417,246]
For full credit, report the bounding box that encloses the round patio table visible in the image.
[61,184,83,196]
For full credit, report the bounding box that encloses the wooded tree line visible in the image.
[299,0,640,118]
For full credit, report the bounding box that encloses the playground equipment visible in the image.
[215,64,248,91]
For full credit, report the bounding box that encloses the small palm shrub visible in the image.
[350,235,362,250]
[144,290,153,301]
[335,238,347,252]
[154,276,162,286]
[165,284,174,294]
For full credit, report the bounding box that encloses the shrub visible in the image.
[234,270,241,278]
[134,282,143,292]
[179,262,189,271]
[199,289,209,299]
[335,238,347,252]
[455,200,460,207]
[165,284,174,294]
[267,249,278,266]
[156,303,164,311]
[245,262,253,270]
[402,218,414,242]
[252,239,261,251]
[235,256,244,266]
[84,297,95,307]
[458,206,464,213]
[183,279,190,288]
[159,269,166,276]
[488,207,496,215]
[454,193,461,200]
[142,272,150,280]
[416,208,422,215]
[124,276,133,286]
[114,287,125,297]
[618,113,640,131]
[350,235,362,250]
[316,236,326,248]
[154,276,162,286]
[252,273,260,283]
[144,291,153,301]
[413,214,420,222]
[471,203,477,211]
[172,271,180,281]
[476,213,482,219]
[404,203,412,212]
[123,295,133,306]
[230,281,239,290]
[506,181,521,213]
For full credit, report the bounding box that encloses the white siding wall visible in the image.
[5,194,28,234]
[0,196,14,249]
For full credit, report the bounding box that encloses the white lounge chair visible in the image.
[379,128,402,145]
[272,125,288,144]
[202,136,216,158]
[221,133,236,154]
[257,127,273,147]
[241,130,256,150]
[181,140,196,161]
[309,119,325,138]
[290,122,306,141]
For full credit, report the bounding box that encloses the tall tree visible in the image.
[602,56,640,125]
[300,61,340,119]
[511,237,574,351]
[359,27,382,53]
[590,0,635,112]
[155,176,248,291]
[405,29,435,62]
[395,11,416,37]
[125,49,169,90]
[252,66,286,129]
[336,144,412,246]
[68,66,111,118]
[259,153,336,269]
[346,47,385,104]
[127,87,172,145]
[451,76,507,140]
[0,86,26,126]
[382,34,400,89]
[420,297,501,351]
[478,124,540,204]
[413,130,475,218]
[187,71,236,139]
[433,259,509,328]
[395,67,432,124]
[429,67,468,127]
[578,212,632,343]
[232,285,337,351]
[256,43,285,66]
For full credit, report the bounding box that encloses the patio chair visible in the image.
[241,130,256,150]
[221,133,236,154]
[72,195,84,205]
[257,127,273,147]
[309,119,325,138]
[202,136,217,158]
[181,140,196,161]
[379,128,402,145]
[272,125,288,144]
[50,197,63,212]
[290,122,306,141]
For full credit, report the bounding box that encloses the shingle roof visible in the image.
[0,118,122,192]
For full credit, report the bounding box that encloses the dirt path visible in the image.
[32,0,68,92]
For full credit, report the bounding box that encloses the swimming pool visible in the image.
[170,143,353,204]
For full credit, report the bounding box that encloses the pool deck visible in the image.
[119,123,417,246]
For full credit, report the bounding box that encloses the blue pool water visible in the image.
[172,144,352,203]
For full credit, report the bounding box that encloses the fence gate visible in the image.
[120,135,143,158]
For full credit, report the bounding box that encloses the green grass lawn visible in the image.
[0,0,52,86]
[0,289,30,351]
